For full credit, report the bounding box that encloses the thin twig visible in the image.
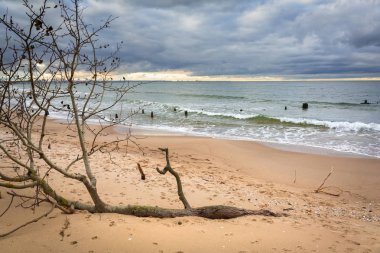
[0,194,14,217]
[315,167,334,193]
[0,203,55,238]
[7,191,74,214]
[53,204,75,214]
[59,217,70,241]
[316,186,342,197]
[8,191,45,201]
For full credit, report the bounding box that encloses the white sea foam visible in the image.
[177,107,380,132]
[278,117,380,131]
[186,109,256,119]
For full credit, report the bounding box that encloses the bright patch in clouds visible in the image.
[119,70,285,81]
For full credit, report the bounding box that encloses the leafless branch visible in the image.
[156,148,191,209]
[315,167,334,193]
[0,203,55,238]
[0,194,15,217]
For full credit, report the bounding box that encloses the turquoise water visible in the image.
[57,81,380,158]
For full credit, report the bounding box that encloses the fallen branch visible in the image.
[107,204,284,219]
[0,203,55,238]
[1,149,286,221]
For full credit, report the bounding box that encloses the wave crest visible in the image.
[187,109,380,131]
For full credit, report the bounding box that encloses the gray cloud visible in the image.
[1,0,380,78]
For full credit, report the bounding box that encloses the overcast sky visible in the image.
[1,0,380,80]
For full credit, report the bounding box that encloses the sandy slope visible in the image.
[0,122,379,252]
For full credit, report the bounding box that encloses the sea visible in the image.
[51,81,380,158]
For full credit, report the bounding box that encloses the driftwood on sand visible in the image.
[0,148,285,238]
[314,167,342,197]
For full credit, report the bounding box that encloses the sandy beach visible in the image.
[0,121,379,252]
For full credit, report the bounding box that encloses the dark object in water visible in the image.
[240,109,243,112]
[174,107,177,112]
[284,106,287,110]
[151,111,154,118]
[115,113,118,119]
[142,109,145,114]
[185,110,188,117]
[361,100,371,104]
[302,103,308,110]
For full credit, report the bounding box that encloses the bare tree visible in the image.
[0,0,281,234]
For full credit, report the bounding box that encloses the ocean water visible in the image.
[116,81,380,158]
[42,81,380,158]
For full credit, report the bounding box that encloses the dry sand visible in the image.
[0,121,379,252]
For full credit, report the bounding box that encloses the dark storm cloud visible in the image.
[124,0,233,8]
[1,0,379,78]
[117,0,266,10]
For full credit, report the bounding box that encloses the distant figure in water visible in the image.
[174,107,177,112]
[239,109,243,112]
[185,110,188,117]
[142,109,144,114]
[361,99,371,104]
[302,103,308,110]
[150,111,154,118]
[284,106,287,110]
[115,113,118,119]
